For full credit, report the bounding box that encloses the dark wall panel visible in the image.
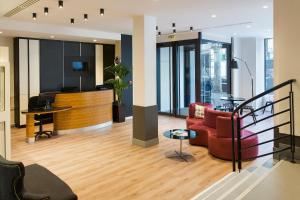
[121,34,133,117]
[40,39,64,92]
[103,44,115,82]
[64,42,95,91]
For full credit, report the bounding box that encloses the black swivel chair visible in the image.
[28,96,53,140]
[0,155,78,200]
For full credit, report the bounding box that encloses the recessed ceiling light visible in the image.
[262,5,269,9]
[93,39,97,42]
[246,25,252,28]
[211,14,217,18]
[50,35,55,39]
[0,31,3,34]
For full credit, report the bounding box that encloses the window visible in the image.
[265,38,274,90]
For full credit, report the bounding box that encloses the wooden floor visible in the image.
[11,116,237,200]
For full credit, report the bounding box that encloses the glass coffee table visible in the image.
[163,129,197,162]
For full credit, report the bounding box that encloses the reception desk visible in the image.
[52,90,113,133]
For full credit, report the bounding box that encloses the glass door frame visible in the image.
[200,39,232,103]
[157,39,199,118]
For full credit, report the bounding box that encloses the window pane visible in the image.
[265,39,274,90]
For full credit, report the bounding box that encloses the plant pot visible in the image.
[113,102,126,123]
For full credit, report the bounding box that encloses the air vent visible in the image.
[4,0,41,17]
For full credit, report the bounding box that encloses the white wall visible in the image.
[0,37,14,125]
[274,0,300,136]
[232,37,265,107]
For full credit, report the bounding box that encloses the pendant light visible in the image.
[44,7,49,15]
[32,13,37,20]
[100,8,104,16]
[58,0,63,8]
[84,14,88,21]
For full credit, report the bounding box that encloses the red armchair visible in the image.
[187,105,258,161]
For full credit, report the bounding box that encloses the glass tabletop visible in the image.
[163,129,197,140]
[220,96,246,101]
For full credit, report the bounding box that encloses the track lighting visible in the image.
[100,8,104,16]
[84,14,88,21]
[44,7,49,15]
[70,18,74,24]
[58,0,63,8]
[32,13,37,20]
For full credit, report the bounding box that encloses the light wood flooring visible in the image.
[11,115,267,200]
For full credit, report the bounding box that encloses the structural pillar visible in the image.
[132,15,158,147]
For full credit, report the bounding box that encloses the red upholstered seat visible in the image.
[208,130,258,160]
[187,106,258,161]
[186,117,204,128]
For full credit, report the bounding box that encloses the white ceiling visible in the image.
[0,0,273,41]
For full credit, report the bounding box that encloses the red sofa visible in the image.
[187,103,258,161]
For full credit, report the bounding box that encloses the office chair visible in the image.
[28,96,53,140]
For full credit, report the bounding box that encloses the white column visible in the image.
[132,15,158,147]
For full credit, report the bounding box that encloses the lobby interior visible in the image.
[1,0,300,200]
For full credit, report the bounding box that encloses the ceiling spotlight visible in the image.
[84,14,88,21]
[0,31,3,34]
[70,18,74,24]
[32,13,37,20]
[93,39,97,42]
[58,0,63,8]
[173,29,176,34]
[190,26,193,32]
[172,23,176,29]
[50,35,55,39]
[262,5,269,9]
[100,8,104,16]
[158,31,161,36]
[211,14,217,18]
[44,7,49,15]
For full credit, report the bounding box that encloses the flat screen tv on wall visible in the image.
[72,61,88,71]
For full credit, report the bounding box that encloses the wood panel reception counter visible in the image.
[52,90,113,133]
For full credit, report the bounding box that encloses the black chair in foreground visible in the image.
[28,96,53,140]
[0,155,78,200]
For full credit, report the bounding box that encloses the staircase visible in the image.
[192,159,300,200]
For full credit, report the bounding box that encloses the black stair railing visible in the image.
[231,79,296,172]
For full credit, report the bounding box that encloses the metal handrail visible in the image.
[231,79,296,172]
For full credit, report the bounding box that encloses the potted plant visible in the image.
[104,57,130,122]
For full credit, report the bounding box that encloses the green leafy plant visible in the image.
[104,60,130,104]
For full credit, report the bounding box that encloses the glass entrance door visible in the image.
[200,40,231,107]
[157,45,173,115]
[157,40,197,117]
[176,43,196,116]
